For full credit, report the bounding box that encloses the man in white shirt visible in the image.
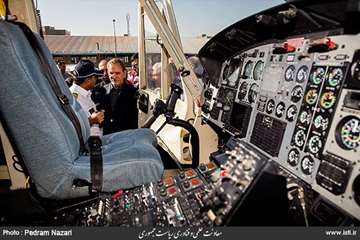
[70,60,104,125]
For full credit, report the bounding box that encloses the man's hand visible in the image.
[89,111,104,125]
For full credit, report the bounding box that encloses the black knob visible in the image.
[179,172,185,179]
[204,89,213,100]
[218,192,228,202]
[199,164,206,171]
[160,188,167,197]
[201,103,210,114]
[183,181,190,189]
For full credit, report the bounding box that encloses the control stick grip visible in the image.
[166,84,183,113]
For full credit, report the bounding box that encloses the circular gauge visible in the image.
[328,68,343,87]
[285,65,296,82]
[314,115,329,131]
[253,61,264,81]
[228,70,239,87]
[305,89,318,105]
[308,135,323,154]
[275,102,286,118]
[287,148,300,167]
[286,105,298,122]
[296,65,309,83]
[353,175,360,206]
[294,129,306,148]
[248,83,259,103]
[320,92,336,109]
[351,60,360,83]
[288,148,300,167]
[266,99,275,114]
[222,64,230,80]
[290,85,304,103]
[242,61,253,79]
[238,82,248,100]
[311,67,326,85]
[336,116,360,150]
[301,156,315,175]
[299,110,311,125]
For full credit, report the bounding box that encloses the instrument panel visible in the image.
[202,34,360,220]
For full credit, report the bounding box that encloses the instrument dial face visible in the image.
[288,148,300,167]
[285,65,296,82]
[328,68,343,87]
[314,115,329,131]
[243,61,253,79]
[253,61,264,81]
[296,66,309,83]
[286,105,298,122]
[248,83,259,103]
[222,64,230,80]
[299,110,311,125]
[320,92,336,109]
[311,67,326,85]
[301,156,315,175]
[275,102,286,118]
[290,85,304,103]
[305,89,318,105]
[294,129,306,148]
[308,135,322,154]
[238,82,248,100]
[227,68,240,87]
[266,99,275,114]
[336,116,360,150]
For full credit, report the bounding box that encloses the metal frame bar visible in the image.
[139,0,202,98]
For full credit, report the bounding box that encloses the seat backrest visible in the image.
[0,21,90,198]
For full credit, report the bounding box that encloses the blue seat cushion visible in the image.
[0,21,163,199]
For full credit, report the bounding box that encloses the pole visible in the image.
[96,42,100,62]
[112,19,117,57]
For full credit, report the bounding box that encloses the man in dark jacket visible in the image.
[102,58,138,135]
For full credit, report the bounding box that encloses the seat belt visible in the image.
[13,21,87,154]
[88,135,103,192]
[11,21,103,192]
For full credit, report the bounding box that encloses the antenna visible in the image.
[126,13,130,36]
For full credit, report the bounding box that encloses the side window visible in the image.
[144,15,161,95]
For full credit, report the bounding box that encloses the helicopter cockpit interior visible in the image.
[0,0,359,227]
